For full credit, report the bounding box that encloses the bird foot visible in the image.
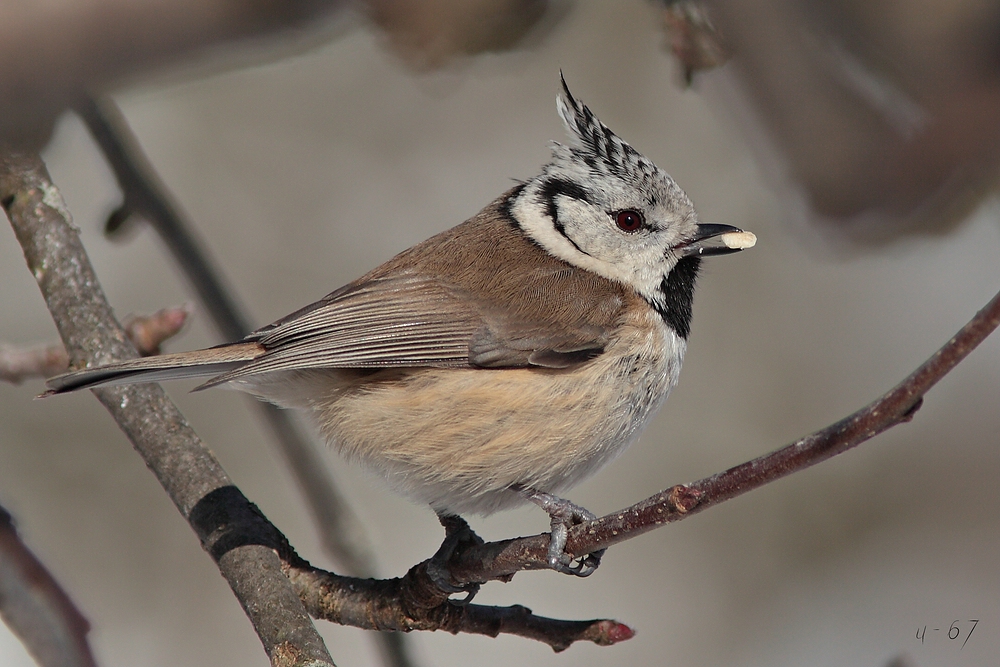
[424,513,484,603]
[513,485,606,577]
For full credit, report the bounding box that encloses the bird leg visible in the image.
[425,512,483,603]
[512,485,606,577]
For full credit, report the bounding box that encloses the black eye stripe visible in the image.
[536,177,594,257]
[538,177,593,224]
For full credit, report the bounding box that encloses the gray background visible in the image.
[1,3,998,666]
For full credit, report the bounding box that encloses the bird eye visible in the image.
[614,209,644,233]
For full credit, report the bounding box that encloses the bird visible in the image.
[46,75,755,579]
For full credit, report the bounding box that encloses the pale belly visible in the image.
[243,315,685,516]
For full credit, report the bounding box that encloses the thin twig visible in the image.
[1,306,190,384]
[1,149,335,667]
[0,503,98,667]
[0,342,71,385]
[440,284,1000,584]
[122,305,192,356]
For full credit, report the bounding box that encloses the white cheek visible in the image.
[512,192,632,286]
[561,201,672,297]
[559,200,619,255]
[513,190,671,303]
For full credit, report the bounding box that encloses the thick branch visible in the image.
[282,556,633,652]
[1,150,334,667]
[443,284,1000,583]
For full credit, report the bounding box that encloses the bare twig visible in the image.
[440,284,1000,584]
[1,150,335,667]
[0,503,98,667]
[0,343,71,385]
[1,306,190,384]
[122,305,192,356]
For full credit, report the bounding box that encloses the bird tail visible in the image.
[43,342,265,395]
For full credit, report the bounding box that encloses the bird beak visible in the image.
[673,223,757,258]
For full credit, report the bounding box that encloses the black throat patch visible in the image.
[652,256,701,339]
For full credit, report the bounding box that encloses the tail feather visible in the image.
[43,342,264,395]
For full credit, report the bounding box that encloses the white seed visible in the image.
[720,230,757,250]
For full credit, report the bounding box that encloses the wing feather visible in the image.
[203,204,630,385]
[207,275,482,384]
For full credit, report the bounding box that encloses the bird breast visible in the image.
[243,307,685,517]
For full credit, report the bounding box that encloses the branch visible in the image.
[0,343,70,385]
[0,503,98,667]
[441,283,1000,584]
[1,306,189,384]
[281,552,634,652]
[1,150,335,667]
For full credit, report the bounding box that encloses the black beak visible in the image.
[673,224,756,258]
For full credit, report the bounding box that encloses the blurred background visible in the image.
[1,1,999,666]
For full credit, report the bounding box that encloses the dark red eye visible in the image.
[615,209,644,233]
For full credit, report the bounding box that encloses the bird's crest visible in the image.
[554,73,659,186]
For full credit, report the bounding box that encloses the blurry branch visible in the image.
[77,96,251,339]
[658,1,728,85]
[0,0,562,149]
[698,0,1000,241]
[0,148,634,654]
[0,503,97,667]
[365,0,558,69]
[1,149,336,667]
[1,306,190,384]
[0,0,348,149]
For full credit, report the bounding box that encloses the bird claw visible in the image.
[426,513,483,603]
[513,485,606,577]
[550,550,605,577]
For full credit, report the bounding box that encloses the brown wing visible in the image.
[225,274,482,379]
[207,190,630,383]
